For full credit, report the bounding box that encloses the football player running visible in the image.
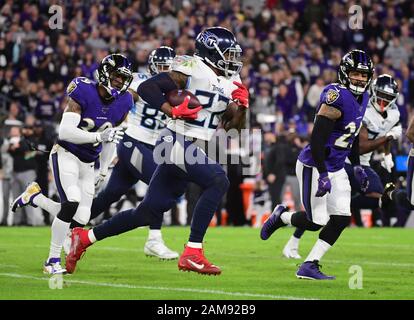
[261,49,374,280]
[283,74,401,259]
[12,48,180,261]
[65,27,248,275]
[11,54,133,274]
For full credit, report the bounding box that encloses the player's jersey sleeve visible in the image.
[171,55,198,77]
[66,77,93,108]
[318,83,344,112]
[388,103,401,126]
[362,109,374,129]
[130,72,149,92]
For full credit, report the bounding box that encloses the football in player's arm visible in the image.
[137,69,248,129]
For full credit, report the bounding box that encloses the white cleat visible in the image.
[10,182,41,213]
[283,245,302,259]
[63,230,72,256]
[144,238,179,260]
[43,258,67,275]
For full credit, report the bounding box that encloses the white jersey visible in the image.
[359,101,401,166]
[125,72,168,146]
[167,55,241,141]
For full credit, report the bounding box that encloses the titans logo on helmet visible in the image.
[197,31,219,49]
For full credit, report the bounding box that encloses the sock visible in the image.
[293,228,305,239]
[187,241,202,249]
[48,217,70,260]
[148,229,162,240]
[287,235,300,249]
[280,211,294,225]
[305,239,331,262]
[33,194,61,217]
[87,230,97,244]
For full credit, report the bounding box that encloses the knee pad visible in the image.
[66,185,81,203]
[57,201,79,223]
[72,206,91,226]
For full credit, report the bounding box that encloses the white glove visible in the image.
[380,153,394,173]
[94,172,107,193]
[386,126,402,140]
[97,127,125,144]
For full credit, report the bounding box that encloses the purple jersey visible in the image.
[58,77,133,163]
[299,83,369,172]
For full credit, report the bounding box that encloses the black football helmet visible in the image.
[148,46,176,75]
[96,53,133,98]
[370,74,399,113]
[195,27,243,78]
[338,49,374,95]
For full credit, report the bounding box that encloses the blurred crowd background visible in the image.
[1,0,414,227]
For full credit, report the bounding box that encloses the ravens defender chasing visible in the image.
[261,49,374,280]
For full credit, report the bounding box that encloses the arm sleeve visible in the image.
[58,112,100,144]
[311,115,336,174]
[349,134,361,166]
[99,142,116,175]
[137,73,178,110]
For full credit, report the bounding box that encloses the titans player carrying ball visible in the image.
[65,27,248,276]
[261,49,374,280]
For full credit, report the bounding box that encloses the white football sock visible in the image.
[88,230,97,243]
[48,217,70,260]
[148,229,162,240]
[187,241,202,249]
[305,239,331,262]
[281,211,293,225]
[33,193,61,217]
[287,235,300,249]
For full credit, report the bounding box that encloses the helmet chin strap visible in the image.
[349,84,366,95]
[103,80,120,98]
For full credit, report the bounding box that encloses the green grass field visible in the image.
[0,226,413,300]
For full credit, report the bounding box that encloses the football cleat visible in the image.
[43,258,67,275]
[144,238,179,260]
[260,204,288,240]
[65,227,92,274]
[62,230,72,256]
[10,182,41,213]
[282,243,301,259]
[296,260,335,280]
[178,245,221,275]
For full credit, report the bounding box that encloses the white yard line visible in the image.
[0,272,316,300]
[325,259,414,268]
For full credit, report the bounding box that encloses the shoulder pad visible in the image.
[66,77,94,95]
[323,84,341,105]
[171,55,198,76]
